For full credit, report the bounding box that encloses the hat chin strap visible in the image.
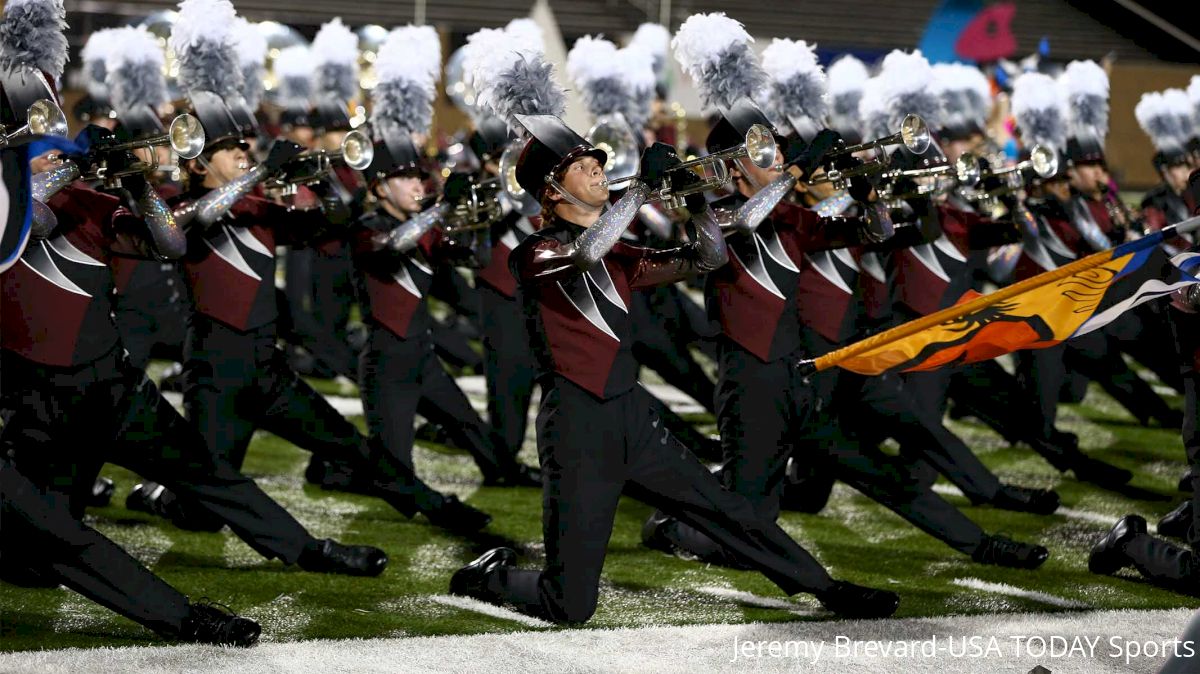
[547,175,604,212]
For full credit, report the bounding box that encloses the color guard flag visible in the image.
[806,216,1200,376]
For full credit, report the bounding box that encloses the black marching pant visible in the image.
[114,265,190,369]
[0,459,193,636]
[1018,331,1176,435]
[1,348,313,564]
[479,283,537,458]
[281,249,359,380]
[488,378,835,624]
[630,289,717,414]
[895,369,1004,502]
[183,319,442,514]
[359,326,516,479]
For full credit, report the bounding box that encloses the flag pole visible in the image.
[802,215,1200,374]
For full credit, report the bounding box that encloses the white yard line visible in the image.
[952,577,1089,609]
[694,586,819,616]
[428,595,553,628]
[3,608,1194,673]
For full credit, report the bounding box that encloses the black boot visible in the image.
[298,539,388,577]
[178,600,261,647]
[449,548,518,602]
[641,510,676,555]
[1071,458,1133,488]
[1158,502,1194,541]
[89,477,115,508]
[972,535,1050,569]
[126,482,226,532]
[816,581,900,619]
[422,495,492,533]
[482,463,542,488]
[980,485,1061,515]
[1088,515,1147,575]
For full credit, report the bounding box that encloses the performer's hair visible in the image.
[538,163,570,222]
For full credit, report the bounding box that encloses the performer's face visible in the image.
[793,165,836,203]
[198,146,251,187]
[1069,163,1107,196]
[555,155,609,209]
[285,125,316,150]
[382,175,425,213]
[1163,163,1192,195]
[733,148,784,197]
[321,131,347,154]
[944,136,978,164]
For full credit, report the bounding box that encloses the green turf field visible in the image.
[2,364,1198,652]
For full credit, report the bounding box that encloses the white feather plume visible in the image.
[504,18,544,51]
[232,17,266,67]
[760,38,829,127]
[1011,72,1067,150]
[567,35,621,86]
[857,75,891,141]
[1062,60,1108,99]
[630,22,670,59]
[1135,91,1185,153]
[311,18,358,66]
[1163,87,1196,140]
[671,12,764,109]
[169,0,242,98]
[877,49,941,132]
[274,45,315,82]
[376,24,441,93]
[827,55,869,97]
[169,0,236,59]
[104,26,167,116]
[931,62,992,131]
[1189,75,1200,112]
[81,28,121,100]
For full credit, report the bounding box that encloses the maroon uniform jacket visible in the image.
[512,215,708,400]
[2,184,142,367]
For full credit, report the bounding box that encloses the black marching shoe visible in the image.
[1071,458,1133,488]
[482,464,542,488]
[89,477,115,507]
[126,482,225,532]
[298,539,388,577]
[987,485,1061,515]
[972,535,1050,569]
[816,581,900,619]
[422,495,492,533]
[1158,501,1194,541]
[641,511,676,555]
[179,600,261,647]
[449,547,517,602]
[1088,515,1147,575]
[306,457,361,492]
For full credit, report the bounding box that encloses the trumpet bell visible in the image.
[1029,144,1059,179]
[168,113,206,160]
[955,153,981,187]
[586,114,639,188]
[899,114,931,155]
[744,124,777,169]
[341,130,374,171]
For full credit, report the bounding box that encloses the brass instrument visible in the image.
[585,114,640,188]
[881,153,982,201]
[802,114,931,188]
[80,114,207,186]
[496,140,542,216]
[964,144,1059,202]
[0,99,68,147]
[600,123,777,209]
[266,128,373,190]
[442,178,503,234]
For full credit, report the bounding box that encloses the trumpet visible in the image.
[442,178,503,234]
[268,129,374,189]
[80,114,208,185]
[881,153,982,201]
[828,113,931,159]
[601,123,777,209]
[964,144,1059,201]
[802,114,932,188]
[1,99,68,147]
